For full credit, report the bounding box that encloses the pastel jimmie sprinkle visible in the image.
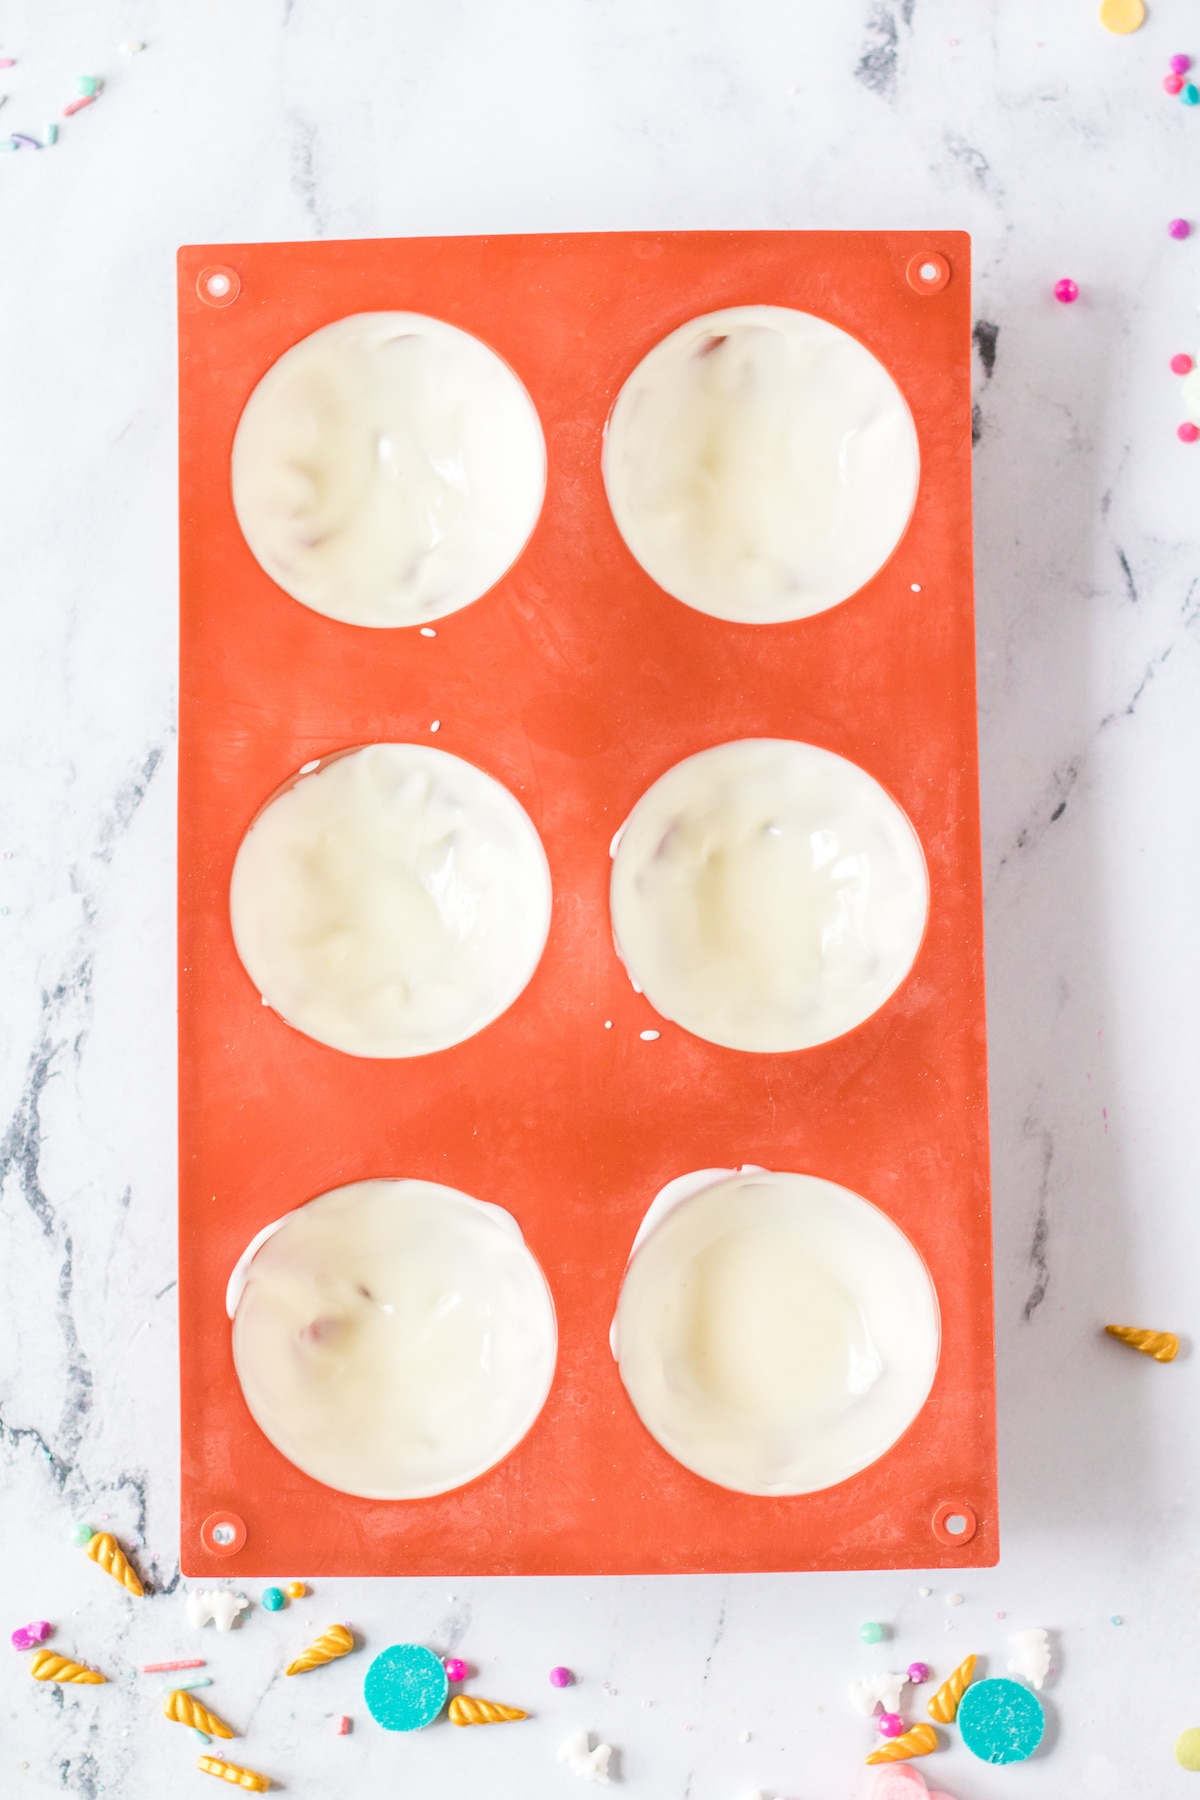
[62,94,97,117]
[11,133,40,148]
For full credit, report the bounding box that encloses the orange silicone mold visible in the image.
[178,230,995,1576]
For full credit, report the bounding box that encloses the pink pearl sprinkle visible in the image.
[443,1657,468,1682]
[1165,72,1186,94]
[549,1666,574,1688]
[1054,278,1079,305]
[1171,353,1195,375]
[879,1712,904,1737]
[1179,422,1200,444]
[1169,219,1192,240]
[1169,54,1192,75]
[906,1661,931,1683]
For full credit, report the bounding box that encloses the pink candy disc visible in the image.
[1169,54,1192,74]
[1179,422,1200,443]
[1169,219,1192,239]
[1165,72,1186,94]
[870,1765,960,1799]
[1171,353,1195,375]
[549,1665,574,1687]
[11,1622,52,1651]
[443,1657,468,1682]
[879,1711,905,1736]
[1054,278,1079,304]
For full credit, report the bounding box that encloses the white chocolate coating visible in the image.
[231,312,546,627]
[602,305,918,623]
[230,1179,557,1500]
[614,1169,939,1496]
[230,744,551,1058]
[610,739,928,1053]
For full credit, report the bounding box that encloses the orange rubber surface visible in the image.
[178,231,995,1577]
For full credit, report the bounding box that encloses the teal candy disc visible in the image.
[260,1586,285,1611]
[364,1644,448,1732]
[958,1676,1045,1764]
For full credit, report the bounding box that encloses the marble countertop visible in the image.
[2,2,1199,1796]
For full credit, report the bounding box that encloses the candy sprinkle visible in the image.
[1171,354,1195,375]
[336,1715,352,1735]
[11,132,40,149]
[1179,423,1200,443]
[1098,0,1145,31]
[62,94,97,117]
[1165,72,1186,94]
[549,1666,574,1688]
[74,76,100,97]
[1182,84,1200,106]
[1169,219,1192,239]
[143,1659,205,1673]
[1170,54,1193,73]
[859,1622,887,1646]
[1054,278,1079,304]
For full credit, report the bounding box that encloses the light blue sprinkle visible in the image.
[45,123,58,146]
[1182,84,1200,106]
[192,1729,211,1745]
[0,139,17,153]
[161,1676,212,1693]
[75,76,100,97]
[1111,1614,1123,1625]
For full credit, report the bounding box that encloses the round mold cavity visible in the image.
[602,304,918,624]
[231,312,546,627]
[230,743,552,1059]
[230,1178,558,1500]
[609,738,928,1053]
[613,1168,940,1495]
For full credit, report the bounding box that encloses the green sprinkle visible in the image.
[45,124,58,146]
[74,76,100,97]
[859,1621,887,1645]
[70,1522,95,1546]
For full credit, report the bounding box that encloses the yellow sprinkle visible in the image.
[448,1695,528,1725]
[1098,0,1145,32]
[284,1581,306,1599]
[866,1723,939,1765]
[164,1689,235,1739]
[1105,1325,1178,1362]
[196,1754,272,1791]
[285,1622,354,1676]
[30,1650,106,1685]
[927,1654,976,1723]
[85,1531,145,1598]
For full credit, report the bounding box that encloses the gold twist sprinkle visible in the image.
[448,1695,528,1726]
[285,1622,354,1676]
[163,1689,235,1738]
[30,1650,105,1685]
[196,1755,271,1791]
[85,1531,145,1598]
[1105,1325,1178,1363]
[866,1723,939,1765]
[927,1653,977,1723]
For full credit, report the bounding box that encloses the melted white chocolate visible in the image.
[602,305,918,623]
[610,738,928,1053]
[231,312,546,627]
[614,1168,939,1495]
[230,1179,557,1500]
[230,744,551,1058]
